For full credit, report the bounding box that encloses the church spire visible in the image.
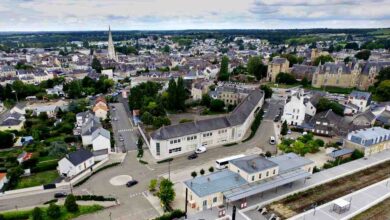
[107,25,117,61]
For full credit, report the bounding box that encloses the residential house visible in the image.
[191,80,213,101]
[281,90,316,126]
[345,91,372,113]
[0,112,25,131]
[267,57,289,82]
[80,115,102,146]
[214,85,252,106]
[57,148,95,178]
[16,151,33,164]
[0,173,8,190]
[93,97,108,120]
[91,127,111,161]
[344,127,390,156]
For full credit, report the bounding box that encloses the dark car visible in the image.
[187,153,198,160]
[126,180,138,187]
[54,192,67,198]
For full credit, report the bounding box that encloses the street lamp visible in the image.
[12,90,18,103]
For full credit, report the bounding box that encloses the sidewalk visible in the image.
[187,149,390,220]
[289,177,390,220]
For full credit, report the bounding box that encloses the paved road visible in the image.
[110,102,138,152]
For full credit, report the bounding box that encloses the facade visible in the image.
[91,127,111,161]
[93,96,108,120]
[344,127,390,156]
[267,57,289,82]
[281,90,316,126]
[57,148,95,178]
[184,153,314,211]
[150,90,264,160]
[0,173,7,190]
[312,61,390,90]
[346,91,372,112]
[0,112,25,131]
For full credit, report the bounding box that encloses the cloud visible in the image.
[0,0,388,31]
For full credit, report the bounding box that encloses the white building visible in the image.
[57,148,95,178]
[149,90,264,160]
[346,91,372,113]
[282,90,316,126]
[92,127,111,161]
[0,173,8,190]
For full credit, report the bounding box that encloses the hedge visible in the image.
[139,159,148,164]
[242,109,263,142]
[75,195,115,201]
[74,162,120,187]
[157,158,173,164]
[31,160,58,173]
[153,210,185,220]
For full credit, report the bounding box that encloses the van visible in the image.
[269,136,276,145]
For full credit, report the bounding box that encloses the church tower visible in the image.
[107,26,117,61]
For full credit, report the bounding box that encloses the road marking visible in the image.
[145,165,155,171]
[118,129,134,132]
[129,191,147,198]
[81,188,92,195]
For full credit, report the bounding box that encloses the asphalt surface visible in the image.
[110,102,138,152]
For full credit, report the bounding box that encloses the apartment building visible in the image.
[344,127,390,156]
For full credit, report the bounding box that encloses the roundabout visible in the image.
[109,175,132,186]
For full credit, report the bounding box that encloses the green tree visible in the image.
[153,116,171,129]
[265,151,272,157]
[375,67,390,86]
[281,120,288,135]
[32,207,43,220]
[201,94,212,107]
[65,194,79,213]
[46,203,61,219]
[316,98,344,116]
[91,57,102,73]
[376,80,390,101]
[167,78,177,110]
[149,179,158,191]
[247,56,267,80]
[345,42,359,50]
[208,167,214,172]
[281,54,304,67]
[162,45,170,53]
[314,55,334,66]
[0,131,14,149]
[275,72,297,85]
[355,50,371,60]
[218,56,230,81]
[176,77,187,111]
[191,171,197,178]
[157,179,175,210]
[301,77,310,87]
[6,166,24,189]
[210,99,225,112]
[200,169,205,175]
[260,85,273,99]
[141,111,154,125]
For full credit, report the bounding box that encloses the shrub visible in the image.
[43,199,58,205]
[74,195,115,201]
[265,151,272,157]
[31,160,58,173]
[209,167,214,172]
[157,158,173,164]
[200,169,205,175]
[46,203,61,219]
[153,209,185,220]
[139,159,148,164]
[149,179,158,191]
[191,171,197,178]
[64,194,79,213]
[31,207,43,220]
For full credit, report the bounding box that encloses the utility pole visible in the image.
[185,188,188,218]
[168,160,171,181]
[232,206,236,220]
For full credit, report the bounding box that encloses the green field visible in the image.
[15,170,59,189]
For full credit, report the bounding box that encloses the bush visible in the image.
[31,160,58,173]
[191,171,197,178]
[200,169,205,175]
[265,151,272,157]
[43,199,58,205]
[242,109,263,142]
[74,195,115,201]
[223,142,237,147]
[209,167,214,172]
[139,159,148,164]
[46,203,61,219]
[153,209,185,220]
[65,194,79,213]
[31,207,43,220]
[149,179,158,191]
[210,99,225,112]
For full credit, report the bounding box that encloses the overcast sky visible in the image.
[0,0,389,31]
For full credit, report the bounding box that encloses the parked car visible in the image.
[126,180,138,187]
[54,192,67,198]
[187,153,198,160]
[195,146,207,154]
[269,136,276,145]
[287,129,292,134]
[113,117,118,121]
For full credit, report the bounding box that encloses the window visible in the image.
[170,141,173,144]
[266,171,269,177]
[273,169,276,174]
[156,143,160,156]
[237,170,240,173]
[213,197,217,203]
[259,173,262,179]
[251,176,254,181]
[169,147,182,154]
[203,200,207,207]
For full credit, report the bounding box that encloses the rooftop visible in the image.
[184,170,247,197]
[268,153,313,173]
[230,155,278,174]
[65,148,93,166]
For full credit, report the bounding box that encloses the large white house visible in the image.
[57,148,95,178]
[281,90,316,126]
[149,90,264,160]
[92,127,111,161]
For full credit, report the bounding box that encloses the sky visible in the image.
[0,0,389,31]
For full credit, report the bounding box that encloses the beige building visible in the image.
[267,57,289,82]
[312,61,390,90]
[344,127,390,156]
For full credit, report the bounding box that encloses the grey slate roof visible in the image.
[81,116,102,136]
[328,148,355,158]
[92,127,110,140]
[268,153,313,173]
[151,89,263,140]
[66,148,93,166]
[349,90,371,100]
[229,155,278,174]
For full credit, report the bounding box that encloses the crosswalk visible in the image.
[118,128,135,132]
[129,191,147,198]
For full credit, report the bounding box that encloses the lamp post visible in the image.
[12,90,18,103]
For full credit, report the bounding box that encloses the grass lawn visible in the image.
[15,170,59,189]
[38,155,59,163]
[0,205,103,220]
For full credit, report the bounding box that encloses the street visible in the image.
[110,102,138,152]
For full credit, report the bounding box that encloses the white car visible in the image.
[269,136,276,145]
[195,146,207,154]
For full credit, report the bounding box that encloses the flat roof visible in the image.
[268,153,314,173]
[229,155,278,174]
[184,170,247,197]
[223,168,311,202]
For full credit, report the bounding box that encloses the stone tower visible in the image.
[107,26,117,61]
